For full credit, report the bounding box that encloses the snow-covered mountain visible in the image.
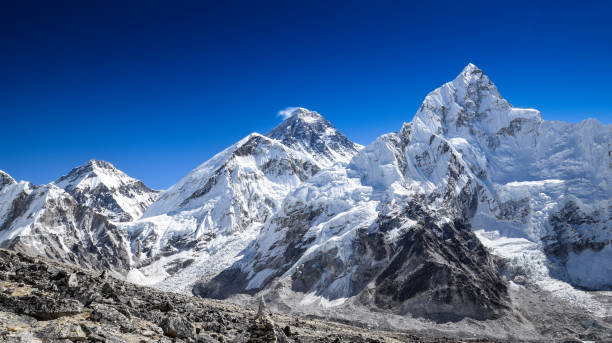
[412,64,611,291]
[0,162,158,273]
[0,64,609,326]
[195,64,611,321]
[53,159,159,222]
[120,109,362,291]
[0,175,131,272]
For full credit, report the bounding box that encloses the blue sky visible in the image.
[1,0,611,189]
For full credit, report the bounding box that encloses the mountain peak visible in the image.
[0,170,16,190]
[84,159,117,172]
[280,107,324,124]
[52,159,158,221]
[54,159,124,187]
[452,63,494,91]
[460,62,481,75]
[410,64,543,140]
[267,108,360,166]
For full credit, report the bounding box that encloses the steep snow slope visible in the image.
[386,63,611,291]
[53,159,159,222]
[122,110,361,291]
[196,64,611,321]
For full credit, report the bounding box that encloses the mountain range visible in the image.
[1,64,610,337]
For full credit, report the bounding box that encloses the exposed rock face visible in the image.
[0,161,158,275]
[198,197,509,322]
[542,199,612,290]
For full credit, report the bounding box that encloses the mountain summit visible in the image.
[53,159,159,222]
[0,170,16,190]
[414,63,542,139]
[267,107,361,166]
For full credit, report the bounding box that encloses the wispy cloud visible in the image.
[277,107,299,120]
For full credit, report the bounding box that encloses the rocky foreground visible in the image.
[0,249,513,343]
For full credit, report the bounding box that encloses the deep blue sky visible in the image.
[1,0,611,189]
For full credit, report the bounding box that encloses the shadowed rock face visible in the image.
[369,212,508,322]
[542,200,612,290]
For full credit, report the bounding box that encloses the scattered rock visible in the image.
[282,325,291,336]
[90,303,135,333]
[160,316,194,339]
[0,294,83,320]
[35,322,86,341]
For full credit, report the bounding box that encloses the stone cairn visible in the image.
[248,296,278,343]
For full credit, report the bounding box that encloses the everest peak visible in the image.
[267,107,361,167]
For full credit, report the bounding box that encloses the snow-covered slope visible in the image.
[0,163,158,273]
[0,181,131,272]
[121,110,361,291]
[195,64,612,321]
[53,159,159,222]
